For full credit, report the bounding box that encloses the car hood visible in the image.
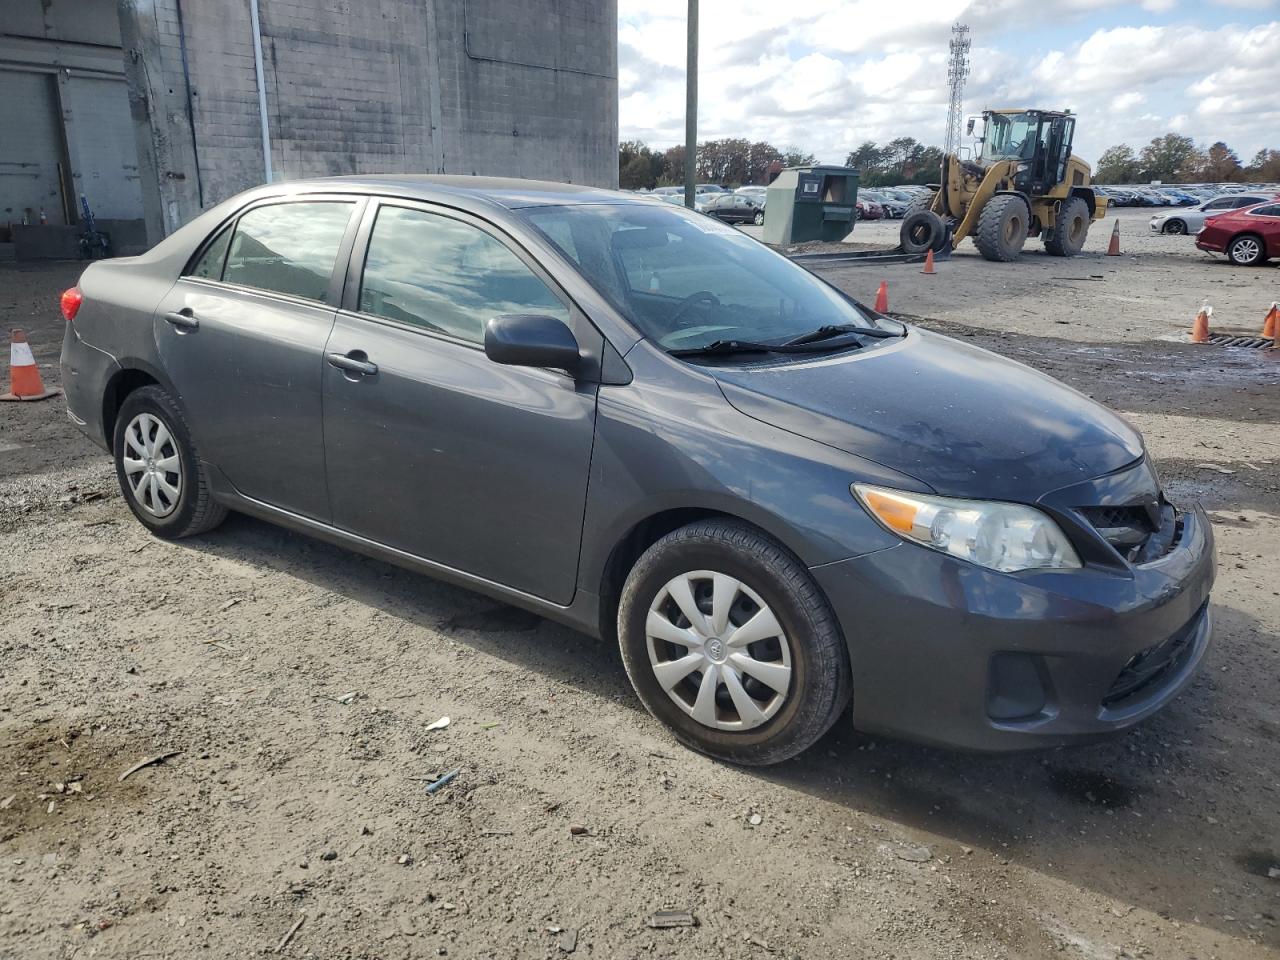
[711,328,1145,501]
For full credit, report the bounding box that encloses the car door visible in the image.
[154,197,362,520]
[1248,203,1280,255]
[320,200,601,604]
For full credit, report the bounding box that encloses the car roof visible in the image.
[277,174,638,210]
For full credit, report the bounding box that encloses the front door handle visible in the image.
[326,352,378,376]
[164,310,199,331]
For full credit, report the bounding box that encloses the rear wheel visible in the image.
[1043,196,1090,257]
[974,194,1029,262]
[1163,219,1187,235]
[753,210,765,226]
[617,520,851,766]
[113,385,227,539]
[1227,233,1267,266]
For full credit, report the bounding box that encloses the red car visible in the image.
[1195,200,1280,266]
[855,198,884,221]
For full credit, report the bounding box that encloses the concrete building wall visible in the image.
[121,0,619,244]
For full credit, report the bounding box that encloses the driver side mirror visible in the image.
[965,118,975,136]
[484,313,582,375]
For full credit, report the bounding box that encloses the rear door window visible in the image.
[221,201,356,302]
[1249,204,1280,217]
[358,205,569,345]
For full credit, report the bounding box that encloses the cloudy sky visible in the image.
[618,0,1280,166]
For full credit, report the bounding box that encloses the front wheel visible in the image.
[974,195,1029,261]
[1227,234,1267,266]
[753,210,765,226]
[113,385,228,539]
[617,520,851,766]
[1163,219,1187,235]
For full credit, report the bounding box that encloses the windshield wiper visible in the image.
[669,337,866,358]
[782,323,905,346]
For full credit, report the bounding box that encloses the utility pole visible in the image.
[684,0,698,208]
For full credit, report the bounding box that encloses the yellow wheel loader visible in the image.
[900,109,1108,261]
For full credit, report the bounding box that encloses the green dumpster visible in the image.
[761,165,860,244]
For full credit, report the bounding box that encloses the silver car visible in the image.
[1150,193,1276,235]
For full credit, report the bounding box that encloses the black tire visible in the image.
[1043,196,1091,257]
[1163,219,1187,235]
[899,209,946,254]
[113,385,228,539]
[974,194,1029,262]
[753,210,765,226]
[1226,233,1268,266]
[617,519,851,766]
[904,192,938,218]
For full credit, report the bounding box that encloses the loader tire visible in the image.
[904,192,938,218]
[974,195,1029,262]
[1044,196,1090,257]
[900,210,946,255]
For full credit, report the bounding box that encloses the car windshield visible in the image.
[522,202,888,353]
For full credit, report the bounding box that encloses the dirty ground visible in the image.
[1,208,1278,959]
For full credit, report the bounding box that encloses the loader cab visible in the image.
[977,110,1076,194]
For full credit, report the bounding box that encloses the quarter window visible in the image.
[359,206,568,344]
[188,225,232,280]
[221,202,355,302]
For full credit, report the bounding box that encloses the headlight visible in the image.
[853,484,1082,573]
[1015,162,1030,173]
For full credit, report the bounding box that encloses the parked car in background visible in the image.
[855,198,883,220]
[1196,200,1280,265]
[704,192,764,225]
[59,175,1215,764]
[860,191,906,219]
[1151,193,1277,235]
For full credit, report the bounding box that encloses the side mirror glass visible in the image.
[484,313,581,375]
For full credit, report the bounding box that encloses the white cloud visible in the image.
[618,1,1280,166]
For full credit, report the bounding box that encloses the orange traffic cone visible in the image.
[1106,220,1121,256]
[874,281,889,313]
[922,249,936,275]
[1190,303,1212,344]
[1,329,60,402]
[1262,302,1278,340]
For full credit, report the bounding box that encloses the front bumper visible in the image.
[811,503,1215,752]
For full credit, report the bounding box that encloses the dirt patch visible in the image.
[0,722,158,845]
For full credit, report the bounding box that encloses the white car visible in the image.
[1150,193,1277,235]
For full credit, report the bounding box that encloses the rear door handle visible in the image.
[326,352,378,376]
[163,311,199,330]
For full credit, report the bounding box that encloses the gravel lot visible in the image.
[2,207,1278,960]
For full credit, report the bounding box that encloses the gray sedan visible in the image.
[1150,192,1276,234]
[59,176,1214,763]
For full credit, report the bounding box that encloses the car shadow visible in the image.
[178,512,1277,948]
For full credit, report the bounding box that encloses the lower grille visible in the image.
[1101,604,1205,708]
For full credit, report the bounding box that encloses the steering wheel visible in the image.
[668,290,721,328]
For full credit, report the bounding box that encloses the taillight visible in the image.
[60,287,82,321]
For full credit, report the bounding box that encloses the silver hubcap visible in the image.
[1233,238,1259,261]
[646,570,792,731]
[122,413,182,518]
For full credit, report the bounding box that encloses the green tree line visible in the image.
[619,139,816,189]
[1093,134,1280,184]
